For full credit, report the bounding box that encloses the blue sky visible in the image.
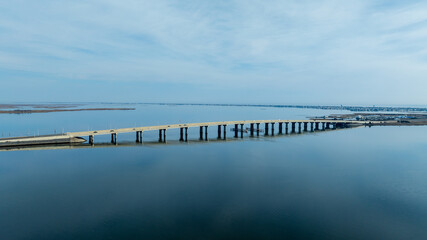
[1,0,427,105]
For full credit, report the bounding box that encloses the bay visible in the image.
[1,104,426,239]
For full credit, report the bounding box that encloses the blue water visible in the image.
[1,104,427,239]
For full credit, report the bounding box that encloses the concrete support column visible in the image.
[322,122,325,130]
[256,123,260,136]
[265,123,269,135]
[163,129,166,142]
[291,122,296,133]
[200,126,203,140]
[315,122,319,130]
[311,122,314,131]
[180,128,184,141]
[271,123,275,135]
[250,123,254,136]
[136,131,140,142]
[184,127,188,141]
[285,123,289,134]
[159,129,163,142]
[89,135,94,145]
[240,124,244,138]
[217,125,221,139]
[204,126,208,141]
[139,131,143,143]
[298,122,302,133]
[278,122,283,134]
[304,122,308,131]
[223,125,227,139]
[111,133,117,144]
[326,122,330,129]
[234,124,238,138]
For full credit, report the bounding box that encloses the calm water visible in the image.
[1,104,427,239]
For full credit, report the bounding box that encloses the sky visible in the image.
[1,0,427,105]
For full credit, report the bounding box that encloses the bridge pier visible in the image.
[322,122,325,130]
[285,122,289,134]
[111,133,117,145]
[217,125,221,139]
[223,125,226,139]
[184,127,188,141]
[136,131,143,143]
[111,133,116,144]
[89,135,94,145]
[234,124,238,138]
[200,126,203,140]
[240,124,244,138]
[315,122,319,131]
[159,129,166,142]
[265,123,269,136]
[250,123,254,136]
[256,123,260,136]
[298,122,302,133]
[204,126,208,141]
[291,122,295,133]
[180,128,184,141]
[278,122,283,134]
[304,122,308,131]
[271,123,275,136]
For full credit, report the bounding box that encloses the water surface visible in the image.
[1,104,427,239]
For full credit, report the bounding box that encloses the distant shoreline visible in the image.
[312,113,427,126]
[138,103,427,113]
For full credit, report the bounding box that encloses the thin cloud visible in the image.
[1,0,426,104]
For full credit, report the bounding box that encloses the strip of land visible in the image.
[0,108,135,114]
[0,104,81,109]
[141,103,427,112]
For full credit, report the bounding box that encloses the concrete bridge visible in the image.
[0,126,355,152]
[0,119,374,147]
[69,119,371,145]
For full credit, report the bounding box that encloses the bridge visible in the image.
[0,119,374,147]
